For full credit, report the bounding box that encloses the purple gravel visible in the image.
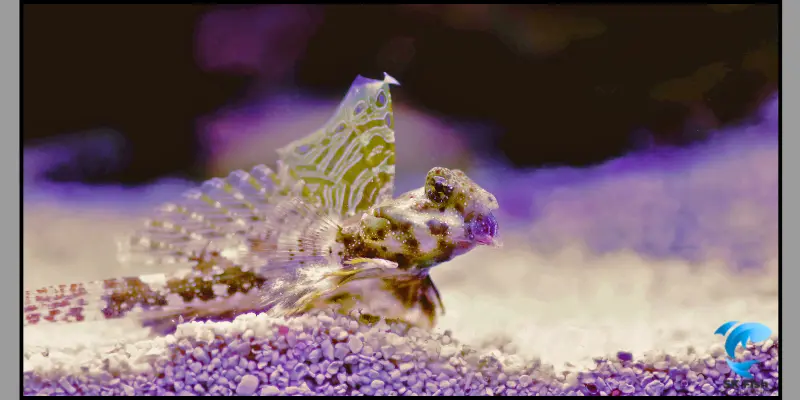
[23,312,780,396]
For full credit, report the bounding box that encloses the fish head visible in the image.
[364,167,500,269]
[421,167,500,249]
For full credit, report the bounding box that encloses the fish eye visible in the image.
[426,175,453,203]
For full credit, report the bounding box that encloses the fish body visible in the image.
[23,73,500,333]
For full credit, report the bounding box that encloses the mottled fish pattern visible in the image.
[23,73,500,333]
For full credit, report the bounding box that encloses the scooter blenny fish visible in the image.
[23,73,501,332]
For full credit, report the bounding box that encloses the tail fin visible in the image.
[24,280,111,327]
[24,250,269,332]
[24,271,189,328]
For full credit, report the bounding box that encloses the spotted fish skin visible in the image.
[257,166,501,329]
[23,73,501,332]
[23,250,271,332]
[337,167,500,271]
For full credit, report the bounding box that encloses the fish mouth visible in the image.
[474,235,501,247]
[466,213,500,247]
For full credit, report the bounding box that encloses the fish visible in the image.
[23,73,501,333]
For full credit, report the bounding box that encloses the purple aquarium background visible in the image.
[23,4,779,397]
[472,93,779,271]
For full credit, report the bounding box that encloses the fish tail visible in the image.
[24,250,270,333]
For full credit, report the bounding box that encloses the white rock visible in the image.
[371,380,386,389]
[235,374,259,396]
[322,339,335,361]
[58,377,76,395]
[399,362,415,373]
[260,385,281,396]
[348,337,364,354]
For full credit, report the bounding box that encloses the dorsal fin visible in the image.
[277,73,398,218]
[120,74,399,267]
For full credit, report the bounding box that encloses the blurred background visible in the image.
[23,4,780,366]
[24,4,777,182]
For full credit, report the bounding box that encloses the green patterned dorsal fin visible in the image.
[277,73,399,218]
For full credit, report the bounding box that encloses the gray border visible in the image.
[7,1,20,397]
[781,1,791,397]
